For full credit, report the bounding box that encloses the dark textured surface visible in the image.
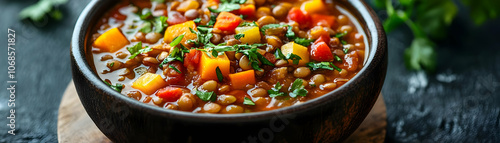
[379,3,500,143]
[0,0,499,142]
[0,0,89,142]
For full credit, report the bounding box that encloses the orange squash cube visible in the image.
[229,70,256,90]
[199,53,230,80]
[92,27,129,53]
[163,21,197,46]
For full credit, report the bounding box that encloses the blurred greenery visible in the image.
[373,0,500,72]
[19,0,67,22]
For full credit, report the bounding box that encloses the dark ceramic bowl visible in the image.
[71,0,387,142]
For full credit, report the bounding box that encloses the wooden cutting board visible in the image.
[57,81,386,143]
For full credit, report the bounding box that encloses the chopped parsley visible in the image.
[286,53,302,65]
[268,82,285,97]
[208,0,247,13]
[335,55,342,62]
[159,45,188,67]
[293,38,314,47]
[139,8,152,20]
[103,81,124,93]
[307,62,342,72]
[193,18,202,23]
[234,34,245,40]
[274,48,301,65]
[238,47,274,71]
[109,62,114,67]
[153,16,168,33]
[239,21,258,27]
[216,66,224,82]
[335,32,348,45]
[139,22,152,33]
[288,79,308,98]
[170,34,185,47]
[127,42,152,59]
[343,46,350,54]
[207,15,217,26]
[243,97,255,105]
[169,65,181,73]
[139,16,168,33]
[195,90,217,102]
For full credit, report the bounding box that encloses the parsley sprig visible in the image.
[307,62,342,72]
[274,49,302,65]
[195,90,217,102]
[268,82,285,97]
[104,81,124,92]
[289,79,308,98]
[127,42,152,59]
[208,0,247,13]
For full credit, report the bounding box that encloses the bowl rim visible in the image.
[71,0,386,122]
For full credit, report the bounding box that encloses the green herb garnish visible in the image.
[195,90,217,102]
[239,21,258,27]
[307,62,341,72]
[170,34,185,47]
[169,65,182,73]
[127,42,152,59]
[208,0,247,13]
[243,97,256,105]
[289,79,308,98]
[104,81,124,92]
[268,82,285,97]
[234,34,245,40]
[335,55,342,62]
[139,8,152,20]
[216,66,224,82]
[193,18,202,23]
[153,16,168,33]
[159,45,188,67]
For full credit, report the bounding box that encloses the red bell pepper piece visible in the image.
[214,12,242,32]
[310,38,333,61]
[156,87,183,102]
[287,7,310,26]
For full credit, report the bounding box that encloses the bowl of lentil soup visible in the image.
[71,0,387,142]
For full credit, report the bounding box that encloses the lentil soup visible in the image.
[89,0,367,114]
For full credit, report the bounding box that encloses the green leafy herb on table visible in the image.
[373,0,499,72]
[19,0,68,22]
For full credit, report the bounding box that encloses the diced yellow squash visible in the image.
[235,26,261,44]
[281,42,310,66]
[93,27,130,53]
[163,21,197,46]
[301,0,326,14]
[199,53,230,80]
[229,70,256,89]
[176,0,200,13]
[132,73,166,95]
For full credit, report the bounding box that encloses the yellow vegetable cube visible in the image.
[92,27,130,53]
[199,53,230,80]
[163,21,197,46]
[235,26,261,44]
[281,42,310,66]
[301,0,326,14]
[132,73,166,95]
[176,0,200,13]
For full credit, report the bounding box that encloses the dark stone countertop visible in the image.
[0,0,498,142]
